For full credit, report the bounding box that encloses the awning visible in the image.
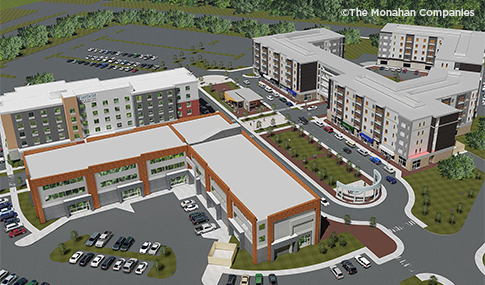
[360,132,374,143]
[379,144,395,156]
[286,88,297,96]
[342,122,354,132]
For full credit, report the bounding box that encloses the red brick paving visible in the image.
[324,119,438,177]
[263,129,383,205]
[321,219,397,258]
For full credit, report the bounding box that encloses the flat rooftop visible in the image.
[172,114,237,144]
[225,88,261,102]
[192,134,315,219]
[25,126,185,179]
[0,68,196,114]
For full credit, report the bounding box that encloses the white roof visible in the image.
[0,68,196,114]
[172,115,236,144]
[192,135,315,219]
[225,88,261,102]
[25,126,185,179]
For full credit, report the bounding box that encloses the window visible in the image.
[117,123,122,128]
[103,100,108,106]
[94,119,99,124]
[136,96,142,102]
[57,124,63,131]
[93,110,98,116]
[56,116,62,123]
[17,123,24,130]
[138,112,143,118]
[158,108,164,114]
[128,120,133,126]
[169,107,173,112]
[72,125,78,131]
[19,132,26,138]
[177,104,182,109]
[125,104,131,110]
[54,107,61,114]
[44,127,51,133]
[115,106,120,112]
[71,117,76,123]
[187,109,192,115]
[46,135,52,142]
[95,127,101,132]
[148,102,153,108]
[116,114,121,120]
[74,133,80,139]
[84,129,89,135]
[157,93,162,98]
[70,108,76,115]
[177,111,182,117]
[106,125,112,130]
[30,121,36,127]
[114,98,119,104]
[186,94,191,99]
[259,235,265,243]
[32,129,38,136]
[147,94,152,100]
[167,90,173,96]
[148,110,154,116]
[92,102,97,108]
[187,102,191,107]
[176,95,181,100]
[28,112,34,119]
[40,109,47,116]
[185,85,190,91]
[104,109,109,114]
[105,117,111,122]
[127,113,132,118]
[137,104,143,110]
[259,223,265,230]
[59,132,65,139]
[125,96,131,102]
[33,137,40,144]
[42,118,49,125]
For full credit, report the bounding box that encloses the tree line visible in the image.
[122,0,485,31]
[0,8,295,61]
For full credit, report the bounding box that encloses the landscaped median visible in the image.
[50,234,176,279]
[400,275,443,285]
[405,165,484,235]
[230,231,363,270]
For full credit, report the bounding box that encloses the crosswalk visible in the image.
[394,256,416,273]
[388,219,417,233]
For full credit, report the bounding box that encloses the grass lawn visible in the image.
[0,172,7,177]
[405,166,485,235]
[202,86,235,113]
[400,275,443,285]
[0,9,37,24]
[455,115,485,159]
[50,234,176,279]
[18,192,58,230]
[241,112,276,122]
[13,169,25,174]
[344,39,378,60]
[231,231,363,270]
[271,130,358,185]
[0,189,10,194]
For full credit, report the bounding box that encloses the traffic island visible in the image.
[50,234,176,279]
[400,275,443,285]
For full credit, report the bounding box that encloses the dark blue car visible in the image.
[0,211,18,222]
[0,201,12,209]
[385,176,397,184]
[286,101,294,107]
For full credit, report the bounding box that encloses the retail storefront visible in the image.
[342,122,354,134]
[379,145,395,160]
[360,132,374,146]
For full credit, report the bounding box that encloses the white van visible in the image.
[0,157,4,164]
[4,222,23,233]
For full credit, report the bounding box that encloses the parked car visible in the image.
[84,232,100,247]
[0,212,17,222]
[379,66,384,70]
[385,176,397,184]
[370,156,382,165]
[243,80,250,85]
[345,140,356,148]
[5,222,23,233]
[122,258,138,273]
[279,97,287,103]
[0,198,9,204]
[226,274,237,285]
[266,95,274,101]
[341,260,358,275]
[414,70,419,75]
[194,223,216,235]
[355,254,371,268]
[139,241,152,254]
[39,283,49,285]
[189,212,206,221]
[112,236,126,251]
[271,90,279,97]
[134,262,148,275]
[343,147,352,154]
[0,208,14,216]
[95,231,113,248]
[12,277,27,285]
[180,199,195,207]
[321,198,330,207]
[192,215,209,225]
[268,273,277,284]
[112,258,126,271]
[357,148,368,156]
[258,81,266,88]
[402,68,407,73]
[334,132,344,140]
[120,236,135,252]
[101,256,116,270]
[384,165,395,173]
[330,265,344,279]
[9,228,26,238]
[1,273,17,285]
[265,86,273,93]
[285,101,294,107]
[323,126,334,133]
[148,242,161,255]
[307,105,317,111]
[184,204,199,212]
[200,106,209,114]
[66,59,74,63]
[255,273,263,285]
[68,251,84,264]
[79,253,94,266]
[298,116,308,125]
[240,275,250,285]
[0,270,8,280]
[314,120,324,127]
[25,280,38,285]
[90,254,105,268]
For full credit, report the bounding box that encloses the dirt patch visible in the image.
[321,219,397,258]
[212,82,235,93]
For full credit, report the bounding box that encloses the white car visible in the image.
[321,198,330,207]
[184,204,199,212]
[330,265,344,279]
[112,258,126,271]
[243,80,250,85]
[135,262,148,275]
[194,223,216,235]
[95,231,113,248]
[139,241,152,254]
[122,258,138,273]
[314,121,324,127]
[307,106,317,111]
[258,81,266,88]
[240,275,250,285]
[180,199,195,207]
[4,222,23,232]
[90,254,105,268]
[148,242,161,255]
[272,90,279,97]
[355,255,371,268]
[265,86,273,93]
[334,133,344,140]
[68,250,84,264]
[0,198,9,204]
[357,148,368,156]
[385,66,389,71]
[266,95,274,101]
[384,165,395,174]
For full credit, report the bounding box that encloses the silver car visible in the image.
[330,265,344,279]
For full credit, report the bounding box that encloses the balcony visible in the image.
[406,37,413,43]
[355,99,362,105]
[375,119,382,125]
[429,40,435,45]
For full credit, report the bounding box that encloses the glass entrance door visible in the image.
[298,234,311,248]
[121,187,141,200]
[69,201,90,214]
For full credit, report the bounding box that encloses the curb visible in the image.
[475,243,485,275]
[416,273,455,285]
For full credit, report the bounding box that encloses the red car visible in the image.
[132,69,138,73]
[9,227,26,238]
[323,126,334,133]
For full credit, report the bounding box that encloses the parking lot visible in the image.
[0,191,217,284]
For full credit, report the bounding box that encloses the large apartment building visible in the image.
[252,28,345,102]
[252,24,485,171]
[0,68,199,160]
[23,113,321,264]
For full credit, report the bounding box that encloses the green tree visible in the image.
[435,212,441,223]
[327,147,332,158]
[219,60,224,68]
[154,259,163,271]
[227,61,232,69]
[198,54,202,61]
[191,45,195,51]
[318,242,327,254]
[428,275,438,285]
[266,126,273,137]
[160,245,168,256]
[302,155,307,164]
[437,153,476,180]
[58,243,66,255]
[18,24,49,48]
[179,51,184,58]
[319,167,327,180]
[275,133,280,144]
[370,216,376,228]
[449,213,456,225]
[344,214,351,225]
[271,104,276,112]
[0,35,22,60]
[354,166,361,177]
[422,205,429,215]
[346,160,353,172]
[270,117,276,127]
[337,27,360,45]
[423,194,430,206]
[16,176,24,186]
[70,230,79,242]
[284,138,290,150]
[327,173,335,186]
[26,72,54,85]
[310,160,318,172]
[456,202,463,213]
[160,61,165,68]
[421,185,429,196]
[339,235,347,247]
[336,153,342,165]
[468,188,474,198]
[369,33,379,47]
[327,236,336,248]
[256,120,262,129]
[465,129,485,150]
